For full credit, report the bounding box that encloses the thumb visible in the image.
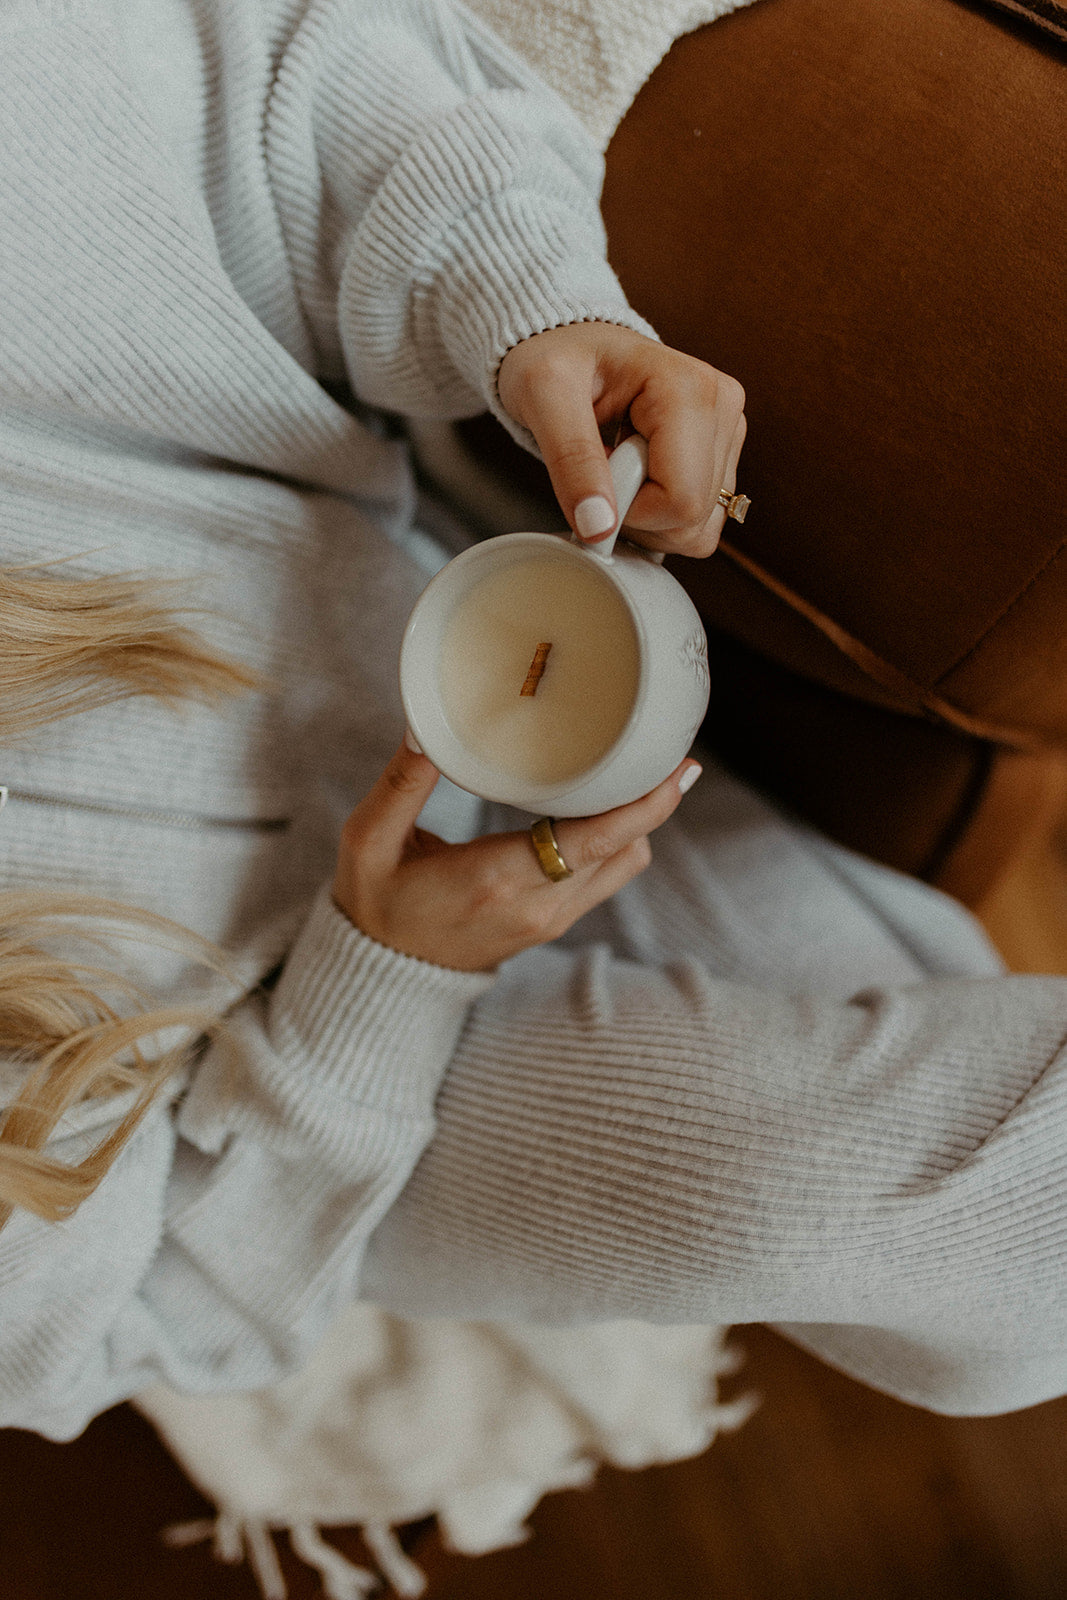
[521,388,619,545]
[346,736,440,864]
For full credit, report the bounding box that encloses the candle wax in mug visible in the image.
[438,556,641,786]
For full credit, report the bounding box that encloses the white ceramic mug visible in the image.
[399,437,710,816]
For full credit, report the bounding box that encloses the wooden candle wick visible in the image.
[520,641,552,697]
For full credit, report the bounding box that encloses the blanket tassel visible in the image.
[361,1521,427,1597]
[163,1514,427,1600]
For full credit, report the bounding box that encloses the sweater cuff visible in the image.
[439,196,659,454]
[270,886,494,1116]
[337,90,658,436]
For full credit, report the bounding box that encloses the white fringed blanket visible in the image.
[139,1309,754,1598]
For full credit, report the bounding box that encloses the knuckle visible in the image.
[519,351,583,408]
[721,373,746,412]
[383,763,423,797]
[551,435,604,479]
[579,826,619,866]
[517,903,552,942]
[533,349,579,385]
[687,522,720,558]
[505,363,535,412]
[670,488,710,528]
[695,361,724,400]
[500,351,543,414]
[690,361,744,415]
[629,836,653,873]
[469,862,508,910]
[676,354,721,401]
[541,913,573,945]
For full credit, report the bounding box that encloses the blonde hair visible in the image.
[0,563,258,738]
[0,565,257,1228]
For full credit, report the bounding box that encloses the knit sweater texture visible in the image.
[2,0,1067,1441]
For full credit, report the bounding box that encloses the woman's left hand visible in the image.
[497,321,747,560]
[331,738,700,973]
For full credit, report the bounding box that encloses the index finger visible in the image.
[517,375,620,543]
[555,760,702,871]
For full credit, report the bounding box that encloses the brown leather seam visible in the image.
[975,0,1067,42]
[717,538,1046,751]
[930,536,1067,687]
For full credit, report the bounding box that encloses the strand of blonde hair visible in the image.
[0,564,256,1226]
[0,563,259,740]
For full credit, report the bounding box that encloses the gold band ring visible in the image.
[717,489,751,523]
[530,816,573,883]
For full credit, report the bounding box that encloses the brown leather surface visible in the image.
[602,0,1067,741]
[594,0,1067,898]
[698,628,995,881]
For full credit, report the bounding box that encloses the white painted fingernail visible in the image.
[574,495,616,539]
[677,763,702,795]
[404,727,423,754]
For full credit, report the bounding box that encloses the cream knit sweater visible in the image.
[3,0,1067,1476]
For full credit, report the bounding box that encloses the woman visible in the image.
[3,0,1067,1468]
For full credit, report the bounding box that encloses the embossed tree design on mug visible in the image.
[399,437,711,816]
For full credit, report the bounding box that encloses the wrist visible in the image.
[273,887,494,1104]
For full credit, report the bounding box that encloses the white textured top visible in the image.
[2,0,1067,1445]
[460,0,761,148]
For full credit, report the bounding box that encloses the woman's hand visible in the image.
[332,739,701,972]
[496,322,746,560]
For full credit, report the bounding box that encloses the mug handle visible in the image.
[574,435,656,562]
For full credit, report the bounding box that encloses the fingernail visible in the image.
[677,762,702,795]
[574,495,616,539]
[404,727,423,755]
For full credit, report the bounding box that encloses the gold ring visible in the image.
[530,816,573,883]
[717,489,751,523]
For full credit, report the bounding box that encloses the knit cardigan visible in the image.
[3,0,1067,1455]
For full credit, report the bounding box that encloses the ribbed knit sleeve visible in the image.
[365,944,1067,1414]
[0,890,491,1437]
[136,889,492,1389]
[261,0,656,432]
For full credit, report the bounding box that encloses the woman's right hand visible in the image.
[332,739,701,973]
